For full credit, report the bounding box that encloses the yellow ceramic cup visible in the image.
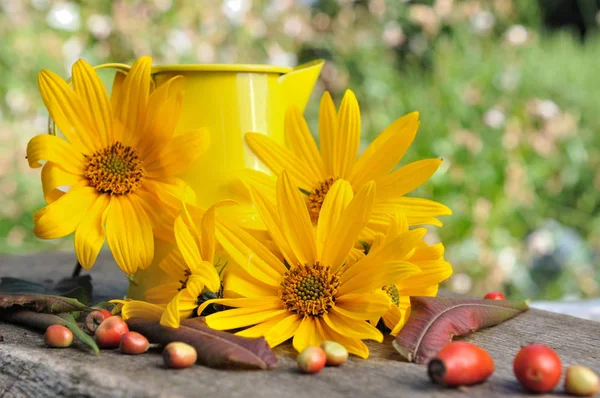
[122,61,324,299]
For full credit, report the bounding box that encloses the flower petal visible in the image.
[41,162,82,203]
[396,260,452,294]
[33,185,97,239]
[277,171,317,265]
[191,261,221,293]
[234,312,289,339]
[318,91,338,177]
[249,187,298,267]
[74,193,110,269]
[160,291,183,328]
[145,283,181,304]
[174,213,202,269]
[285,106,325,180]
[158,248,188,282]
[237,169,277,200]
[38,69,96,153]
[215,221,286,286]
[316,179,353,261]
[113,56,152,145]
[135,187,176,242]
[204,306,288,330]
[333,90,360,178]
[245,132,317,191]
[292,317,326,353]
[264,314,302,347]
[222,266,279,298]
[144,128,209,177]
[333,291,391,320]
[72,59,113,148]
[372,197,452,225]
[26,134,85,173]
[321,321,369,358]
[350,112,420,187]
[322,180,375,273]
[105,195,154,275]
[121,300,164,322]
[110,71,126,111]
[376,158,443,198]
[322,311,383,342]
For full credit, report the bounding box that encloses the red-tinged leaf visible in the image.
[127,318,277,370]
[393,296,529,364]
[0,293,90,314]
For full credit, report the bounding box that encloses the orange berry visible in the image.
[297,346,327,374]
[163,342,197,369]
[120,332,149,355]
[85,309,112,334]
[44,324,73,348]
[95,316,129,348]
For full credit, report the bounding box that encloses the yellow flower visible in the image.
[117,203,222,328]
[370,213,452,335]
[241,89,451,240]
[27,57,208,274]
[197,171,427,358]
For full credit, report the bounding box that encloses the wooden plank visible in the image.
[0,253,598,397]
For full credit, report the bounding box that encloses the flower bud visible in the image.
[565,365,600,397]
[95,316,129,348]
[44,324,73,348]
[163,342,197,369]
[120,332,149,355]
[297,346,327,374]
[320,341,348,366]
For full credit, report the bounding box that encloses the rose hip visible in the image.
[44,324,73,348]
[85,309,112,334]
[95,316,129,348]
[297,346,327,374]
[483,292,506,300]
[320,341,348,366]
[513,344,562,393]
[163,342,197,369]
[428,341,495,386]
[565,365,600,396]
[119,332,149,355]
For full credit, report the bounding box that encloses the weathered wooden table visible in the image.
[0,252,598,398]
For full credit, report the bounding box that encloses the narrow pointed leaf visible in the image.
[0,293,91,313]
[393,296,529,364]
[0,310,99,354]
[127,318,277,370]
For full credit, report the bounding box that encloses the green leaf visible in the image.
[0,310,99,355]
[393,296,529,364]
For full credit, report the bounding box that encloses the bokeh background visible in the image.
[1,0,599,301]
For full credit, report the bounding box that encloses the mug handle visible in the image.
[47,63,132,136]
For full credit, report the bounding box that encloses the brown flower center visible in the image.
[383,284,400,306]
[279,262,340,317]
[307,177,338,222]
[84,142,144,195]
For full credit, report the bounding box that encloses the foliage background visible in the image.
[0,0,598,300]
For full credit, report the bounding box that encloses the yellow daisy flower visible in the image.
[26,56,208,274]
[241,89,451,240]
[197,171,427,358]
[370,213,452,335]
[117,203,222,328]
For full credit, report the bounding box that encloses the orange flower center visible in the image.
[383,284,400,306]
[84,142,144,195]
[307,177,338,222]
[279,262,340,317]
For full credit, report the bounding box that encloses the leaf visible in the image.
[393,296,529,364]
[0,310,99,354]
[0,275,93,304]
[0,293,91,314]
[127,318,277,370]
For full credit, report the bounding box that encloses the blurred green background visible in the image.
[0,0,598,300]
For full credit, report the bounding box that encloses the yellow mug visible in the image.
[64,61,323,299]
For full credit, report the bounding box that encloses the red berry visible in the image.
[297,346,327,374]
[428,342,495,386]
[44,324,73,348]
[120,332,149,355]
[85,309,113,334]
[163,342,197,369]
[483,292,506,300]
[513,344,562,393]
[95,316,129,348]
